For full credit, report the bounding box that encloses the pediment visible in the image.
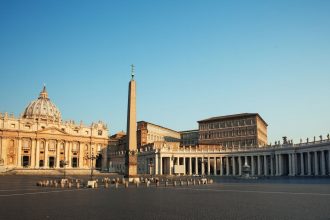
[38,127,68,135]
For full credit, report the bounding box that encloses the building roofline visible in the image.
[137,121,180,133]
[197,113,268,126]
[179,129,199,133]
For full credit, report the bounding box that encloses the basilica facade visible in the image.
[0,86,109,171]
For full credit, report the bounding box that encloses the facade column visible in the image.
[288,154,292,176]
[264,155,268,176]
[300,153,304,176]
[251,156,255,176]
[307,152,311,175]
[56,142,60,168]
[226,157,229,176]
[257,155,261,176]
[68,142,72,168]
[44,141,49,168]
[35,140,40,168]
[79,143,83,168]
[195,157,198,175]
[314,152,319,176]
[207,157,211,175]
[0,138,4,165]
[159,155,163,175]
[219,157,223,176]
[321,151,326,176]
[154,154,158,175]
[238,156,242,176]
[213,157,217,176]
[17,139,22,167]
[232,157,236,176]
[30,139,36,168]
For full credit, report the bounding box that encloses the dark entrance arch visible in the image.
[49,157,55,168]
[96,154,102,170]
[72,158,78,168]
[22,156,30,167]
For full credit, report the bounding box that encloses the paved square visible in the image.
[0,176,329,220]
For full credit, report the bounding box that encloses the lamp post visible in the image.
[60,160,69,179]
[85,154,97,181]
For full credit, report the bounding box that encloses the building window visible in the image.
[98,130,103,136]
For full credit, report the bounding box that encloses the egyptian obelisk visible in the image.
[125,64,138,179]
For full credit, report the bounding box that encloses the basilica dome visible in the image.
[22,86,62,122]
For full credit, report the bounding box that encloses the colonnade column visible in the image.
[207,157,211,175]
[314,152,319,176]
[279,154,283,176]
[189,157,192,175]
[213,157,217,176]
[251,156,255,176]
[159,156,163,175]
[183,157,186,175]
[219,157,223,176]
[321,151,326,176]
[288,154,292,176]
[17,139,22,167]
[275,155,279,176]
[170,157,173,175]
[328,151,330,175]
[35,140,40,168]
[232,157,236,176]
[195,157,198,175]
[300,153,304,176]
[264,155,268,176]
[292,153,296,176]
[257,156,261,176]
[270,155,274,176]
[226,157,229,176]
[307,152,311,175]
[154,154,158,175]
[201,157,205,175]
[238,156,242,176]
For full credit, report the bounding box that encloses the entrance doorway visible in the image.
[22,156,30,167]
[49,157,55,168]
[96,154,102,170]
[72,158,78,168]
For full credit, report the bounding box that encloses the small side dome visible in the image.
[22,86,61,122]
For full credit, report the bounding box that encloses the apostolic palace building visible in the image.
[108,73,330,178]
[0,86,108,172]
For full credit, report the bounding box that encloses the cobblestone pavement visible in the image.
[0,176,329,220]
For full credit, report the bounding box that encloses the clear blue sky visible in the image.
[0,0,329,143]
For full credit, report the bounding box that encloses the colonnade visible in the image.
[143,147,330,177]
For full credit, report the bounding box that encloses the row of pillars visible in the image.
[152,149,330,176]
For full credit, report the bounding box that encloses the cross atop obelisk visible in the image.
[131,64,135,80]
[125,65,138,179]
